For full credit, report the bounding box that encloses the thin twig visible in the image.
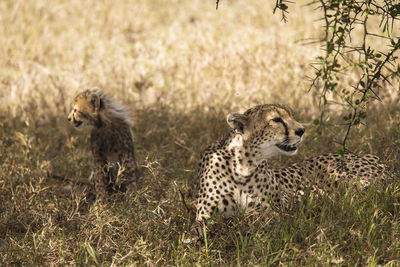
[179,188,191,214]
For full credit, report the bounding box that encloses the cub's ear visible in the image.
[90,93,101,111]
[226,113,247,134]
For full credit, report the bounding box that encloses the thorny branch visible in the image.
[215,0,400,152]
[308,0,400,152]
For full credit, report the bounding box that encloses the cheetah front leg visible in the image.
[189,193,236,242]
[118,152,141,194]
[91,164,108,204]
[185,208,210,244]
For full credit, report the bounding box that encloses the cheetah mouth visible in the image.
[276,143,297,152]
[73,121,83,128]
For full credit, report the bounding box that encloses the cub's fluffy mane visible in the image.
[86,89,132,127]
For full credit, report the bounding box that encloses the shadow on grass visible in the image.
[0,100,399,265]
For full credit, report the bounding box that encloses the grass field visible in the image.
[1,0,399,265]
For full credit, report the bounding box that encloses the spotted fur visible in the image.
[68,89,141,202]
[194,104,386,234]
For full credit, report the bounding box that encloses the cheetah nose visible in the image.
[295,127,305,137]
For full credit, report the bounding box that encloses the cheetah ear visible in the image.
[227,113,247,134]
[90,93,101,111]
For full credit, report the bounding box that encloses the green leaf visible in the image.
[327,43,335,54]
[85,242,99,266]
[280,3,288,10]
[389,4,400,17]
[359,111,367,119]
[337,149,345,156]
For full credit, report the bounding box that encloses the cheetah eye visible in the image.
[272,117,283,123]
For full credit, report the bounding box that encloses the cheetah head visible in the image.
[67,90,102,130]
[226,104,305,159]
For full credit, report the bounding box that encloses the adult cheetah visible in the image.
[68,89,141,202]
[194,104,387,234]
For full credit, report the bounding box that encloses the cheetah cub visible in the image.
[68,89,141,202]
[194,104,387,234]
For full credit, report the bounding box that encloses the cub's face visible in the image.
[67,91,101,130]
[227,104,305,158]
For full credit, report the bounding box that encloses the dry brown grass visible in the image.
[0,0,399,265]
